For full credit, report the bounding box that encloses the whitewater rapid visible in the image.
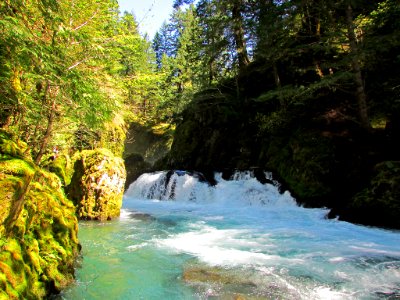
[123,171,400,299]
[63,170,400,299]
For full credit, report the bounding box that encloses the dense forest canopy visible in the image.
[1,0,399,162]
[152,0,399,129]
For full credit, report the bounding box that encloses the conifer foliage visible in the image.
[0,0,152,161]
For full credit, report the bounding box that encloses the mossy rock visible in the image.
[265,131,335,206]
[0,130,31,161]
[68,148,126,221]
[124,122,173,165]
[164,91,246,171]
[0,133,79,299]
[99,117,127,157]
[339,161,400,228]
[40,152,74,187]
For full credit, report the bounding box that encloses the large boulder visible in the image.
[68,149,126,221]
[0,130,79,299]
[335,161,400,228]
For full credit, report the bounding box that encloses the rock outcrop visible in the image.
[331,161,400,228]
[68,148,126,221]
[0,130,79,299]
[124,153,151,190]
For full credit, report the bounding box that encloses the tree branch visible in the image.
[73,10,98,31]
[67,57,91,71]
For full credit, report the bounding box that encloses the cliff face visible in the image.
[0,130,79,299]
[160,73,400,229]
[123,122,173,189]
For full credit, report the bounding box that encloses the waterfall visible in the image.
[125,170,296,207]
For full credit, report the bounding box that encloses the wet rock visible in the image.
[182,265,292,300]
[183,266,247,285]
[130,212,156,222]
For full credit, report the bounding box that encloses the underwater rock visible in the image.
[182,264,294,300]
[182,265,257,287]
[0,130,79,299]
[130,212,156,222]
[68,148,126,221]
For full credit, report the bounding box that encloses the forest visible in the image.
[1,0,400,298]
[1,0,400,163]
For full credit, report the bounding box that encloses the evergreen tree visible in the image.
[0,0,125,161]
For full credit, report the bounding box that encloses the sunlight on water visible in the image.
[62,171,400,299]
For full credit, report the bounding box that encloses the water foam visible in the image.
[125,170,296,207]
[123,170,400,299]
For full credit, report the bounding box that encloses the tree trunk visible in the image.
[231,0,250,72]
[273,63,281,88]
[4,172,35,236]
[34,82,57,164]
[345,4,371,131]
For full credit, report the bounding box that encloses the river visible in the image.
[61,171,400,299]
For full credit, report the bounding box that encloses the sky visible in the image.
[118,0,175,38]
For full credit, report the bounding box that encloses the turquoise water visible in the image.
[61,216,196,299]
[61,171,400,299]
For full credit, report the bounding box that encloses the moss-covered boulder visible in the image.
[41,152,74,187]
[0,130,79,299]
[68,149,126,221]
[264,130,337,207]
[336,161,400,228]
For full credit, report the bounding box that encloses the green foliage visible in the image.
[0,0,129,162]
[255,72,353,108]
[255,110,291,136]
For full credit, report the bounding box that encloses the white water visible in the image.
[62,171,400,299]
[123,171,400,299]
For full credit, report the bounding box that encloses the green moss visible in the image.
[99,118,127,157]
[0,131,79,299]
[0,159,35,177]
[0,130,31,160]
[345,161,400,228]
[266,131,335,205]
[42,153,73,186]
[68,148,126,220]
